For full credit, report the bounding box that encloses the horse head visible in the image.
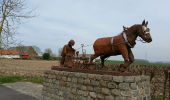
[138,20,152,43]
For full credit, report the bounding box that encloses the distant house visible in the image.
[0,46,39,59]
[9,46,38,59]
[0,49,21,59]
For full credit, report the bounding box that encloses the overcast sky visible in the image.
[16,0,170,62]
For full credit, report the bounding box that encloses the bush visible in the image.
[43,53,50,60]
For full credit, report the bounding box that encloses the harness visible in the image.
[110,32,134,48]
[122,32,133,48]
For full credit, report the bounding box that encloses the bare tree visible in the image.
[0,0,34,49]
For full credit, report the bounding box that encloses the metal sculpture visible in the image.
[59,20,152,72]
[90,20,152,72]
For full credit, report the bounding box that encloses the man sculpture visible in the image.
[60,39,75,67]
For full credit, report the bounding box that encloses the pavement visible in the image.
[0,84,39,100]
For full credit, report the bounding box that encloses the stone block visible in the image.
[88,74,96,79]
[105,95,114,100]
[124,76,135,82]
[89,92,97,98]
[87,86,94,91]
[102,75,113,81]
[84,79,91,85]
[113,76,124,82]
[101,88,110,95]
[119,83,129,90]
[130,83,137,90]
[100,80,108,87]
[108,82,117,89]
[111,89,121,95]
[115,96,128,100]
[91,80,100,86]
[135,76,141,82]
[93,87,101,93]
[97,93,104,99]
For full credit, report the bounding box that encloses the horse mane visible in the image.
[124,24,141,35]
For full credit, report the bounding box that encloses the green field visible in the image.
[96,59,170,66]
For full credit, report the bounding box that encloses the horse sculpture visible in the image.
[90,20,152,72]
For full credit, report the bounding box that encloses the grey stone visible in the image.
[141,75,150,81]
[115,96,128,100]
[91,80,100,86]
[62,76,67,81]
[78,90,88,96]
[89,92,97,98]
[75,73,80,78]
[78,78,84,84]
[88,74,96,79]
[111,89,121,95]
[130,83,137,90]
[79,96,87,100]
[145,96,151,100]
[101,88,110,95]
[72,77,78,83]
[144,88,150,95]
[113,76,124,82]
[71,88,77,94]
[68,72,75,77]
[135,76,141,82]
[108,82,117,89]
[131,90,139,97]
[84,79,91,85]
[102,75,113,81]
[124,76,135,82]
[100,80,108,87]
[79,73,88,78]
[93,87,101,93]
[87,86,94,91]
[95,75,102,80]
[119,83,129,90]
[97,93,104,99]
[67,77,71,82]
[138,82,144,88]
[121,90,131,96]
[87,96,93,100]
[81,85,87,91]
[105,95,114,100]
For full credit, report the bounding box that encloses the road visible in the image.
[0,85,37,100]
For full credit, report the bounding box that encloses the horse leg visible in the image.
[119,45,131,72]
[120,48,134,72]
[100,55,110,68]
[128,48,134,64]
[90,54,99,63]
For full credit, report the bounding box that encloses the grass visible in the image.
[0,76,43,84]
[156,96,163,100]
[97,59,170,66]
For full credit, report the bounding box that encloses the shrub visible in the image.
[43,53,50,60]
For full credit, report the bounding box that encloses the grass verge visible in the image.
[0,76,43,84]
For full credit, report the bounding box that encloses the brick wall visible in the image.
[42,70,151,100]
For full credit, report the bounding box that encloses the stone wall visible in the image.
[42,70,151,100]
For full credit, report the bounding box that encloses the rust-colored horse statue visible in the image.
[90,20,152,72]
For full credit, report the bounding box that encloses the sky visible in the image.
[16,0,170,62]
